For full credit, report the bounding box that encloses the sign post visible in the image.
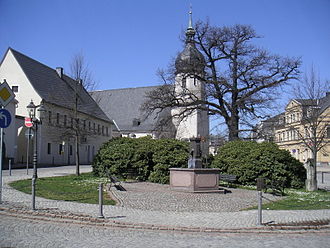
[0,79,15,204]
[25,128,34,175]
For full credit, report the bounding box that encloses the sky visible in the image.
[1,0,329,106]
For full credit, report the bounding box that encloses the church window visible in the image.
[182,77,187,88]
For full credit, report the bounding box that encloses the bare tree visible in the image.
[143,21,301,141]
[292,67,330,191]
[70,52,98,91]
[68,53,98,176]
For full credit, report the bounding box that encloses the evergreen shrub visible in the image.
[92,137,189,184]
[211,140,306,189]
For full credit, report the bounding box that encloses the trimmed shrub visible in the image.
[92,137,189,184]
[211,141,306,189]
[149,139,190,183]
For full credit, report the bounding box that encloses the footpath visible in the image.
[1,165,330,233]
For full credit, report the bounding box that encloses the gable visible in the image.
[285,99,301,111]
[0,48,42,116]
[3,48,111,123]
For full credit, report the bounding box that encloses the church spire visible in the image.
[188,6,193,29]
[185,6,196,43]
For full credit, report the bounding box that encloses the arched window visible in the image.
[182,77,187,88]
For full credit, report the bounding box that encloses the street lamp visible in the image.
[26,99,46,210]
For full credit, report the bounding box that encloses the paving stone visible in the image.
[1,165,330,231]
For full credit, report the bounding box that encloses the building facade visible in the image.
[274,96,330,165]
[0,48,114,165]
[254,93,330,165]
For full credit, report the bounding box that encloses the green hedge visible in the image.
[92,137,189,184]
[211,141,306,189]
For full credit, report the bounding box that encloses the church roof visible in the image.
[7,48,111,123]
[90,86,165,133]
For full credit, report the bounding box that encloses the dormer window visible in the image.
[133,118,141,126]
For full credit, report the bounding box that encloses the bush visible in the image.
[92,137,189,184]
[211,141,306,190]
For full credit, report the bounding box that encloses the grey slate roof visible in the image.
[90,86,165,133]
[8,48,111,123]
[295,93,330,114]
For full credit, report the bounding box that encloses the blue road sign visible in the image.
[0,109,11,128]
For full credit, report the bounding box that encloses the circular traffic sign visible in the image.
[0,109,11,128]
[25,117,33,128]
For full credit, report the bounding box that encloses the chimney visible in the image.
[56,67,63,78]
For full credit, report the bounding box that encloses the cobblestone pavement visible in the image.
[110,182,281,212]
[1,214,330,248]
[1,165,330,231]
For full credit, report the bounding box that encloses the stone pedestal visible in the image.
[170,168,221,193]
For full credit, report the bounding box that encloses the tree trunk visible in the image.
[304,158,317,191]
[228,115,240,141]
[75,133,80,176]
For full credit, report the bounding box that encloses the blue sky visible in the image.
[1,0,329,101]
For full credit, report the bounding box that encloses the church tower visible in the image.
[172,10,209,155]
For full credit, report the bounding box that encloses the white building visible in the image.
[0,48,114,166]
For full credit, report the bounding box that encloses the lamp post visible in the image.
[26,100,46,210]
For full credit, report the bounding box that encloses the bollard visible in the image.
[98,183,104,218]
[9,159,12,176]
[256,178,265,226]
[32,177,36,210]
[257,191,262,226]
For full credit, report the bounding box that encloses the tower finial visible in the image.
[188,5,193,29]
[186,5,195,43]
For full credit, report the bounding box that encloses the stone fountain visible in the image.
[170,137,221,193]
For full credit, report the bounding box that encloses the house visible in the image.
[251,114,281,143]
[254,93,330,165]
[274,94,330,165]
[0,48,114,166]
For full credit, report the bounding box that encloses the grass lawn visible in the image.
[9,172,116,205]
[257,189,330,210]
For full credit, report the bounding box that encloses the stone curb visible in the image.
[1,205,330,234]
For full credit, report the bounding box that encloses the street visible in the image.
[1,214,329,248]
